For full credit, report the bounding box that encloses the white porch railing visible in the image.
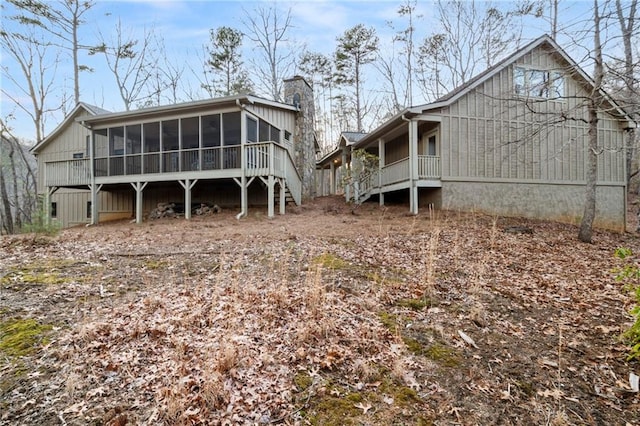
[347,155,441,204]
[381,158,410,186]
[45,159,91,186]
[418,155,440,178]
[246,141,302,205]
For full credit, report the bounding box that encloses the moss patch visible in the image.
[0,318,53,358]
[378,311,400,332]
[312,253,349,270]
[395,298,430,311]
[1,259,92,287]
[424,343,461,367]
[297,373,427,425]
[294,371,313,391]
[144,259,168,270]
[307,394,360,425]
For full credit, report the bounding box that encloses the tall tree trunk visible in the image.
[578,0,604,243]
[9,139,22,230]
[615,0,637,186]
[0,139,15,234]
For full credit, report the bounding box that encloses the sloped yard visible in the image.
[1,196,639,425]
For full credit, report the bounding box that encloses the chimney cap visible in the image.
[284,75,312,89]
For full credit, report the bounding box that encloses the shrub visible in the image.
[613,247,640,361]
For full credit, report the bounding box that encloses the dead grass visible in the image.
[1,196,639,425]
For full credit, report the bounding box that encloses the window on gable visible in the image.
[514,66,564,99]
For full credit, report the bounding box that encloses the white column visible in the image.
[90,184,102,225]
[267,175,275,218]
[131,182,148,224]
[279,178,286,214]
[409,120,419,215]
[378,138,385,206]
[329,162,335,195]
[179,179,197,220]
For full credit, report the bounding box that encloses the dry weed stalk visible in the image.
[306,262,326,320]
[420,206,441,306]
[215,338,239,374]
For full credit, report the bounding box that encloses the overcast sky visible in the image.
[2,0,595,142]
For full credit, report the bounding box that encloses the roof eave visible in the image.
[80,95,298,127]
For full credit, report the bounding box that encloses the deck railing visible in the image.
[43,142,302,203]
[44,158,91,186]
[347,155,441,203]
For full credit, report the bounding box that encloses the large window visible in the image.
[514,66,564,99]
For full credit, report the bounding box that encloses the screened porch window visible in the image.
[223,112,241,145]
[202,114,221,147]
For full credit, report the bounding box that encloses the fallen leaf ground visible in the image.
[1,196,639,425]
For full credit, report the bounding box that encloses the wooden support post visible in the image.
[179,179,198,219]
[279,178,286,215]
[130,182,148,224]
[329,162,335,195]
[267,175,275,218]
[260,176,276,218]
[90,183,102,225]
[378,138,385,206]
[44,186,59,225]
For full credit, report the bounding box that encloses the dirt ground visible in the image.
[1,196,640,425]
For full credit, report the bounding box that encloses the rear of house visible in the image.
[33,77,316,228]
[323,35,633,231]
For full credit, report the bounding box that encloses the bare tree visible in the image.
[91,20,157,111]
[614,0,638,185]
[0,134,16,234]
[140,35,189,107]
[242,4,295,101]
[1,27,65,143]
[7,0,96,104]
[417,0,527,94]
[0,120,38,234]
[578,0,605,243]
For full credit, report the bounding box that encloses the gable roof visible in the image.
[80,94,298,127]
[355,34,636,148]
[317,131,368,165]
[31,102,111,154]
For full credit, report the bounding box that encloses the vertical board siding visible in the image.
[439,44,626,185]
